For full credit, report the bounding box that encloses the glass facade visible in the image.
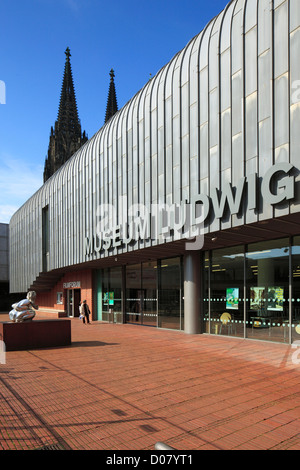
[96,257,183,330]
[204,246,245,338]
[246,239,289,343]
[142,261,158,327]
[204,237,300,344]
[292,236,300,345]
[125,261,158,326]
[158,257,183,330]
[94,237,300,344]
[96,267,122,323]
[126,264,142,324]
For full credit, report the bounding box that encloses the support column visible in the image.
[184,252,201,334]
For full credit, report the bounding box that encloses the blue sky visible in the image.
[0,0,229,223]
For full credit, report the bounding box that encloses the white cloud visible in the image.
[0,154,43,223]
[0,205,20,223]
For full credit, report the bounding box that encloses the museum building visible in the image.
[9,0,300,344]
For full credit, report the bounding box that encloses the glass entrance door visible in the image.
[158,257,182,330]
[292,236,300,344]
[66,289,73,317]
[73,289,81,317]
[126,264,142,324]
[125,262,158,326]
[66,289,81,317]
[142,261,157,326]
[246,239,289,343]
[99,267,122,323]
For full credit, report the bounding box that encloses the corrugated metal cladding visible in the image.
[9,0,300,293]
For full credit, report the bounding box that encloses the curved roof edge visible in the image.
[9,1,231,226]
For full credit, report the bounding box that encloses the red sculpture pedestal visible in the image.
[0,319,71,351]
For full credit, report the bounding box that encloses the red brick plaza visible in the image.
[1,313,300,451]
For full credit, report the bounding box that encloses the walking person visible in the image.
[80,300,91,324]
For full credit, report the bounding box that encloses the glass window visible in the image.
[66,289,73,317]
[158,257,182,330]
[142,261,157,327]
[246,239,289,343]
[126,264,142,324]
[292,236,300,344]
[125,262,158,326]
[203,251,210,333]
[100,267,122,323]
[209,246,245,338]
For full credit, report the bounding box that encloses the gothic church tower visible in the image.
[105,69,118,123]
[43,48,88,182]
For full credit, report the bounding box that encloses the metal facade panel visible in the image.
[258,51,271,122]
[274,73,289,149]
[231,5,243,75]
[258,0,271,55]
[274,1,288,79]
[9,0,300,292]
[290,0,300,33]
[290,25,300,215]
[245,27,257,98]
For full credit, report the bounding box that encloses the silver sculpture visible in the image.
[9,291,39,322]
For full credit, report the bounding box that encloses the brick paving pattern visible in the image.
[1,314,300,450]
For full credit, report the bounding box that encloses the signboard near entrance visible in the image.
[63,281,81,289]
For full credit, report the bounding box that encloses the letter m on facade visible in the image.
[0,81,6,104]
[84,236,93,255]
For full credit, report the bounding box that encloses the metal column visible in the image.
[184,252,201,334]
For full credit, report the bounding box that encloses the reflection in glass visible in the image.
[292,236,300,344]
[126,264,142,324]
[204,251,210,333]
[93,236,300,344]
[205,239,292,342]
[100,267,122,323]
[158,257,182,330]
[142,261,157,326]
[246,239,289,343]
[208,246,245,338]
[125,262,158,326]
[67,289,73,317]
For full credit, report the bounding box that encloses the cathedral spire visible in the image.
[57,46,80,135]
[43,48,88,182]
[104,69,118,123]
